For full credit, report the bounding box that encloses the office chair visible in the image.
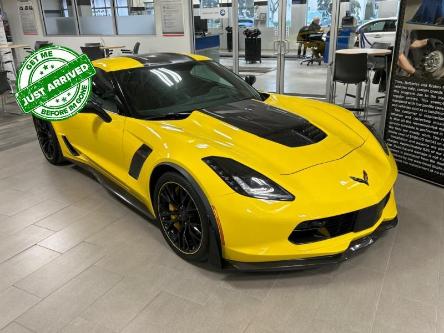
[121,42,141,55]
[300,33,324,66]
[368,42,391,104]
[296,26,310,59]
[35,41,52,50]
[84,43,113,57]
[80,46,105,61]
[333,53,369,118]
[85,43,101,47]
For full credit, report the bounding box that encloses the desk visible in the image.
[0,44,29,49]
[335,48,392,112]
[336,48,391,56]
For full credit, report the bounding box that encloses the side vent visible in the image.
[62,136,79,156]
[129,144,152,180]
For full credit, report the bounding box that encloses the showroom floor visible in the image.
[0,112,443,333]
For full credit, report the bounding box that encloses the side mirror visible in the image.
[244,75,256,86]
[82,101,112,123]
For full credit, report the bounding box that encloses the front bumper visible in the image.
[226,216,398,272]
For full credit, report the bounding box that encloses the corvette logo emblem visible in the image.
[350,170,369,186]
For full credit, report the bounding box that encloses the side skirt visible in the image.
[67,158,156,222]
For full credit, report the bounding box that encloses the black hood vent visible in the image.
[201,99,326,148]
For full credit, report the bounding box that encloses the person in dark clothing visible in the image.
[297,26,310,57]
[308,17,322,32]
[306,17,325,59]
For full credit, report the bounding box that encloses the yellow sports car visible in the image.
[33,53,398,271]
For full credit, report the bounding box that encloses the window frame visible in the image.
[39,0,156,36]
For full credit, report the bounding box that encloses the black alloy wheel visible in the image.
[154,172,209,261]
[32,117,66,165]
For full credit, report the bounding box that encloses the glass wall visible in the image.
[77,0,114,35]
[115,0,156,34]
[41,0,77,35]
[281,0,331,97]
[190,0,399,100]
[192,0,232,67]
[40,0,156,35]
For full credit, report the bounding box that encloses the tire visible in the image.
[420,39,444,79]
[32,117,66,165]
[153,171,209,262]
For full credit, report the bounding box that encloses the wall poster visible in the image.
[17,0,38,35]
[159,0,184,36]
[384,0,444,187]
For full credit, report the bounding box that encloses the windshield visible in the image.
[114,61,261,119]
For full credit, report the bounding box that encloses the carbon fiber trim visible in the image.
[129,144,152,179]
[127,53,194,67]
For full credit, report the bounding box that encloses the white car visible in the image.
[356,18,397,48]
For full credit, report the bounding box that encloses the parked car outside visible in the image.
[356,17,397,48]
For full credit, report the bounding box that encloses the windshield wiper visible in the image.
[144,111,193,121]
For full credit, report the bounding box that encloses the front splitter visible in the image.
[226,217,398,272]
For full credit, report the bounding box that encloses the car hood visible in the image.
[148,96,366,175]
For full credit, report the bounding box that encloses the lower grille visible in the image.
[289,192,391,245]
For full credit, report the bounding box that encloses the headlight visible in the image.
[203,157,295,201]
[362,121,390,155]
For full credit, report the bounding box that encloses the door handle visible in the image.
[283,40,290,54]
[273,40,280,55]
[374,34,382,38]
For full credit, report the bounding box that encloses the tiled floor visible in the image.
[0,120,443,333]
[0,102,34,153]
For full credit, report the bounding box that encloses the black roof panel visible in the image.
[127,53,194,67]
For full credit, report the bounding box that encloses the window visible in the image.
[115,0,156,34]
[384,20,397,32]
[190,64,232,87]
[41,0,77,35]
[91,69,119,113]
[77,0,114,35]
[114,61,261,118]
[362,20,386,33]
[40,0,156,35]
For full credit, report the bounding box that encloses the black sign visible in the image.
[384,0,444,187]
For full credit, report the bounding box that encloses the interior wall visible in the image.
[3,0,192,62]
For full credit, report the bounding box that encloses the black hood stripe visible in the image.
[201,99,326,148]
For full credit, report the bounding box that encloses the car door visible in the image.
[361,20,387,47]
[381,19,397,47]
[55,69,128,187]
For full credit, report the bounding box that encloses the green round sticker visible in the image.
[15,45,96,121]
